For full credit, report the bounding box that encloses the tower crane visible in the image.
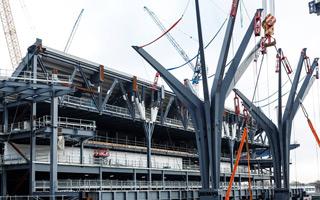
[64,8,84,53]
[143,6,201,92]
[0,0,22,69]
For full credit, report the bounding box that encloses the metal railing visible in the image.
[63,95,194,130]
[0,152,272,178]
[35,115,96,131]
[2,116,96,134]
[35,152,185,170]
[88,135,198,155]
[34,179,274,192]
[9,71,71,84]
[0,69,14,80]
[35,180,201,191]
[0,195,68,200]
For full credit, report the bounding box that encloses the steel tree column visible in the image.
[133,5,260,199]
[143,121,155,185]
[50,92,58,199]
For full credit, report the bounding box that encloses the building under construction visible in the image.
[1,0,320,200]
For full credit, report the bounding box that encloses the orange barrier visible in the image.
[225,127,248,200]
[307,118,320,147]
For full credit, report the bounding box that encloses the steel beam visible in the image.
[282,49,307,121]
[280,57,319,193]
[280,48,306,193]
[119,82,135,119]
[100,79,118,112]
[233,89,282,188]
[1,168,6,196]
[225,42,261,97]
[291,58,319,119]
[161,96,174,125]
[132,46,210,190]
[210,10,260,195]
[77,64,99,110]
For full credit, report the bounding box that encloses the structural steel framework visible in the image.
[134,0,318,199]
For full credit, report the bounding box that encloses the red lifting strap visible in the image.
[139,17,182,48]
[307,118,320,147]
[283,56,293,74]
[234,94,240,115]
[304,56,312,74]
[254,10,262,36]
[151,72,160,91]
[275,54,280,73]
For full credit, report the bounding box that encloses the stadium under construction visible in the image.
[1,0,320,200]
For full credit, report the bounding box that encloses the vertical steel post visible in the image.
[2,102,8,133]
[162,170,165,190]
[80,140,84,164]
[50,93,58,199]
[99,167,102,191]
[229,139,234,172]
[29,54,37,195]
[1,166,6,196]
[133,169,137,190]
[143,122,154,186]
[1,101,8,195]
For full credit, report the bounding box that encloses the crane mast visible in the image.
[0,0,22,69]
[143,6,201,87]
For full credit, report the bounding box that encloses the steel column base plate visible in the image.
[274,188,290,200]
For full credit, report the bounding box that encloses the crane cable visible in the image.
[139,1,190,48]
[167,17,228,71]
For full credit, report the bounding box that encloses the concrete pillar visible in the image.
[50,95,58,200]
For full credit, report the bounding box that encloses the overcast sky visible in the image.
[0,0,319,183]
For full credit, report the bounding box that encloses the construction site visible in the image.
[0,0,320,200]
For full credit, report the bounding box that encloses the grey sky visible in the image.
[0,0,319,183]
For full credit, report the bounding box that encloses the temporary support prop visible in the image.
[133,0,263,197]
